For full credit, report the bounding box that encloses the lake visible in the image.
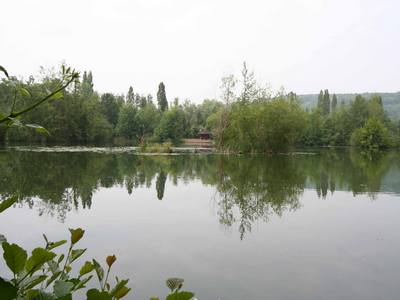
[1,148,400,300]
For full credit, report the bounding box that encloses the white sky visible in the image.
[2,0,399,102]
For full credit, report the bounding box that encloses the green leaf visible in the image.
[92,259,104,282]
[50,91,64,101]
[79,261,95,277]
[166,278,184,292]
[69,248,86,264]
[2,242,28,275]
[0,65,9,78]
[0,277,17,300]
[86,288,112,300]
[112,286,131,299]
[25,124,50,135]
[58,254,65,264]
[47,240,67,251]
[19,87,31,97]
[166,291,195,300]
[26,247,56,274]
[54,280,74,297]
[110,279,130,298]
[0,196,18,213]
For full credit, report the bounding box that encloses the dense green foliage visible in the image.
[1,63,399,150]
[217,97,306,153]
[301,94,398,148]
[351,118,390,149]
[0,67,220,146]
[210,64,399,152]
[299,92,400,119]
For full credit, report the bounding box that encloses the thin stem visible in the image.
[0,75,76,125]
[103,266,111,291]
[62,245,73,274]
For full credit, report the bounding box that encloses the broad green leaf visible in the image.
[50,91,63,101]
[26,247,56,274]
[69,248,86,264]
[69,228,84,245]
[112,286,131,299]
[0,277,17,300]
[86,288,112,300]
[0,196,18,213]
[54,280,74,297]
[92,259,104,282]
[79,261,95,276]
[166,291,195,300]
[25,124,50,135]
[110,279,129,298]
[149,298,159,300]
[166,278,184,292]
[2,242,27,275]
[23,275,47,289]
[47,240,67,251]
[0,65,9,78]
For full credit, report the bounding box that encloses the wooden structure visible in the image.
[198,131,212,140]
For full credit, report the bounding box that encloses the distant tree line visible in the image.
[0,67,222,145]
[1,64,399,150]
[212,63,400,152]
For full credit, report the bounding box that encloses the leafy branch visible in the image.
[0,65,79,132]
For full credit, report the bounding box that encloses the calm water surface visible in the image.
[0,148,399,300]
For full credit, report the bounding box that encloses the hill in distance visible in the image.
[298,92,400,119]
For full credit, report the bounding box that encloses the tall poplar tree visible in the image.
[331,94,338,112]
[317,90,324,112]
[127,86,134,105]
[157,82,168,111]
[323,89,330,116]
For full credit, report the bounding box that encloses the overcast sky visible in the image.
[2,0,399,102]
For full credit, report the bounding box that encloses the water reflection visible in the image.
[1,149,399,238]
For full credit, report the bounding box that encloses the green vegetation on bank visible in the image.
[0,66,222,146]
[1,63,399,151]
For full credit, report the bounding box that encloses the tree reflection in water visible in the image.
[0,149,399,238]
